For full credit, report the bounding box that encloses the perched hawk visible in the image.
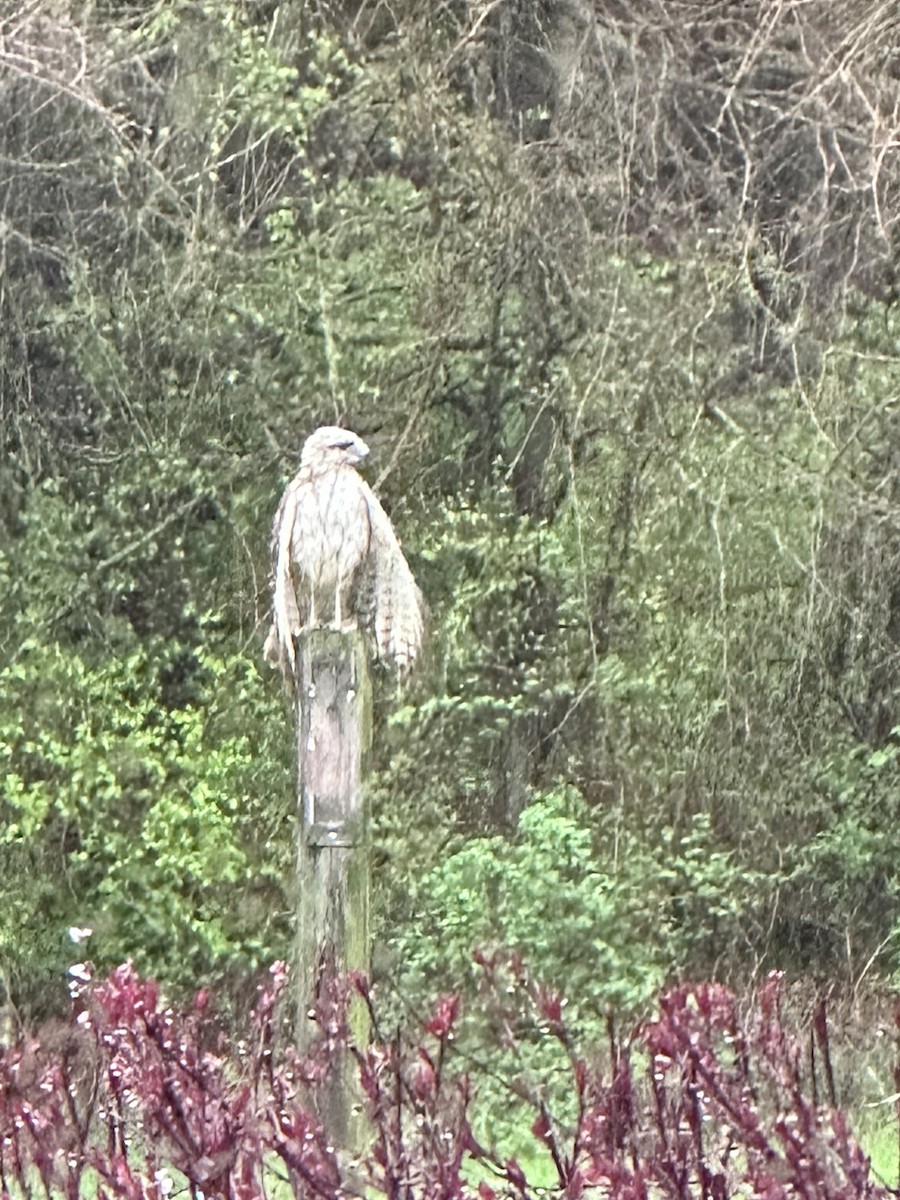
[264,426,425,677]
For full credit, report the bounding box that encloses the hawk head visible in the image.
[300,425,370,470]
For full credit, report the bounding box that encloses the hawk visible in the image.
[264,426,425,677]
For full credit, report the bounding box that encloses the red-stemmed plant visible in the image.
[0,958,889,1200]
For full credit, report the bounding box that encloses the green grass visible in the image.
[860,1116,900,1190]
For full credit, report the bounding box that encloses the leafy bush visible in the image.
[386,788,760,1034]
[388,787,669,1024]
[0,641,292,1009]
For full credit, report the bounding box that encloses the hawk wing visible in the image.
[263,473,304,675]
[360,483,425,671]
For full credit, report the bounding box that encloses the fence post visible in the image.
[294,627,372,1143]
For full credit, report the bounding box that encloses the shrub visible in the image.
[0,643,292,1010]
[0,959,889,1199]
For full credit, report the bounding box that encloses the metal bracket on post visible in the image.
[307,821,354,849]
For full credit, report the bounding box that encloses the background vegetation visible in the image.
[1,0,899,1058]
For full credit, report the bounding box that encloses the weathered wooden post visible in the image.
[295,628,372,1140]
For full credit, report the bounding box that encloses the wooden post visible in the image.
[295,627,372,1143]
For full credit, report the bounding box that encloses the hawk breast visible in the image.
[292,464,372,604]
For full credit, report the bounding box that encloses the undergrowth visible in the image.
[0,957,892,1199]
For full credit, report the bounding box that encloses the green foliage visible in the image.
[785,729,900,969]
[392,787,663,1021]
[0,638,291,1006]
[387,783,762,1015]
[370,487,584,851]
[861,1119,900,1191]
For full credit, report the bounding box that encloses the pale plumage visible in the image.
[264,426,425,677]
